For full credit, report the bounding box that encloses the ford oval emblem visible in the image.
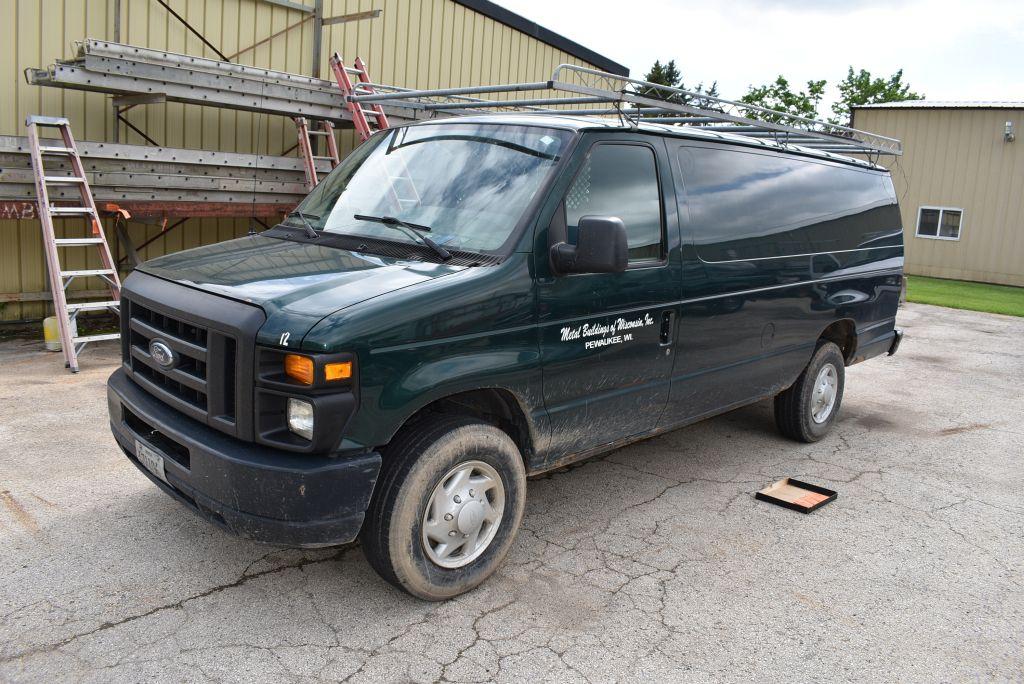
[149,339,178,369]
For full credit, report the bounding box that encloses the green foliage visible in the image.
[739,76,827,123]
[691,80,720,100]
[639,61,920,127]
[639,60,720,109]
[643,60,682,89]
[907,276,1024,317]
[831,67,924,125]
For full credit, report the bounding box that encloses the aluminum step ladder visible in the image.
[329,54,390,141]
[293,117,340,190]
[26,116,121,373]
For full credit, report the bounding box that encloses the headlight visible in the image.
[287,398,315,440]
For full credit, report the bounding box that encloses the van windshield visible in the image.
[291,123,573,253]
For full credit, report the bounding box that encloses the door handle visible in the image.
[660,310,675,346]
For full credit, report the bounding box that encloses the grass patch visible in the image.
[906,275,1024,317]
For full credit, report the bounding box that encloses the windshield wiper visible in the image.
[286,211,320,239]
[353,214,451,261]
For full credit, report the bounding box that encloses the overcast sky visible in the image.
[496,0,1024,114]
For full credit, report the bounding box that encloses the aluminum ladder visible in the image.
[329,54,390,141]
[26,116,121,373]
[293,117,340,190]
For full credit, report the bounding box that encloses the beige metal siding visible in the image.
[854,107,1024,287]
[0,0,603,321]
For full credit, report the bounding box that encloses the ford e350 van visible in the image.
[107,115,904,600]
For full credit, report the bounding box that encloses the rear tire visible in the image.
[359,415,526,601]
[774,341,845,443]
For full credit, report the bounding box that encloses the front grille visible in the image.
[120,272,265,440]
[122,295,241,434]
[134,360,207,410]
[128,300,214,414]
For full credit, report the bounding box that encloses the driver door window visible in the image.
[565,143,664,263]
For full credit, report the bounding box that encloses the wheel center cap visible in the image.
[456,500,485,533]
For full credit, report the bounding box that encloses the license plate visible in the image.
[135,439,168,483]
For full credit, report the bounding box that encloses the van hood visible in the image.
[138,235,466,347]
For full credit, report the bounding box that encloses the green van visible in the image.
[108,116,904,599]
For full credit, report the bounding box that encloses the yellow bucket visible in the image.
[43,316,76,352]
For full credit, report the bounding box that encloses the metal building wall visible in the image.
[853,106,1024,287]
[0,0,604,321]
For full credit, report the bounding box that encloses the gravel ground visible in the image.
[0,302,1021,683]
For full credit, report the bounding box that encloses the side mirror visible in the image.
[550,215,628,274]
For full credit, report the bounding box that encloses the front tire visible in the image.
[360,416,527,601]
[774,341,846,442]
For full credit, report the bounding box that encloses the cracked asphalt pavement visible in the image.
[1,302,1022,682]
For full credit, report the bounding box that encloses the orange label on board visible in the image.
[792,491,829,509]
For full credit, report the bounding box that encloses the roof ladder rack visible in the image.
[345,64,903,158]
[26,115,121,373]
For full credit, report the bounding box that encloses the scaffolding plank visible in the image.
[0,135,327,171]
[0,133,326,216]
[0,184,303,205]
[28,63,352,122]
[0,199,292,220]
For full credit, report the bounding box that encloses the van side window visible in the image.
[566,144,663,262]
[678,146,900,261]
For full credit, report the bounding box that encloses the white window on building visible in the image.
[916,206,963,240]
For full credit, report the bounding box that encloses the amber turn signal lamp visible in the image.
[284,354,315,385]
[325,361,353,382]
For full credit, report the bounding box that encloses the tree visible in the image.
[639,60,720,108]
[643,60,682,89]
[689,80,720,101]
[831,67,924,125]
[739,76,827,123]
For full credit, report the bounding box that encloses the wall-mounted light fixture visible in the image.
[1006,121,1016,143]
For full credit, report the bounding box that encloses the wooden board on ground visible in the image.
[756,478,837,514]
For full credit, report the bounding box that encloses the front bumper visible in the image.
[108,368,381,547]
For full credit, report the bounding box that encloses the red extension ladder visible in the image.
[329,54,390,142]
[293,117,340,190]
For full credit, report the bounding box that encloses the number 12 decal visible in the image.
[279,332,291,347]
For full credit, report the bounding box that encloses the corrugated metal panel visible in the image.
[855,107,1024,287]
[1,0,608,321]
